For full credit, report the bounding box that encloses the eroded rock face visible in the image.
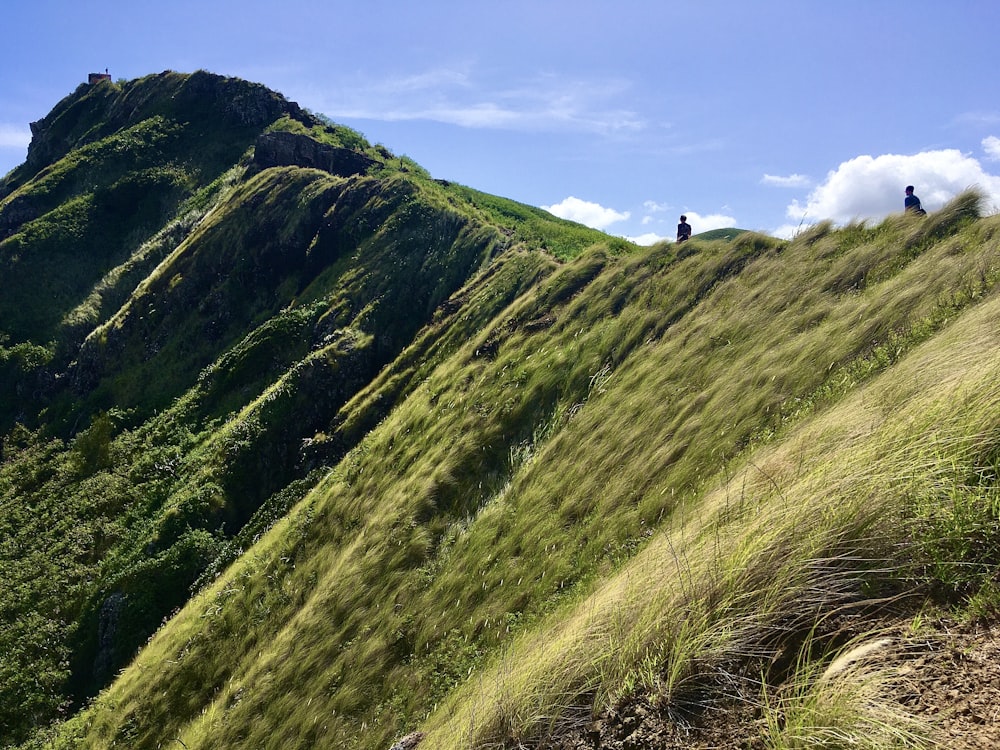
[0,195,38,238]
[253,131,376,177]
[19,71,311,177]
[92,591,126,684]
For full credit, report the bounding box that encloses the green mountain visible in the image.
[2,72,998,749]
[691,227,748,242]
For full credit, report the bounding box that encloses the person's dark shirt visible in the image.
[905,193,922,212]
[677,222,691,241]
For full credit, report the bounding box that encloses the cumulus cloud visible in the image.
[628,231,670,245]
[684,211,736,236]
[542,196,630,230]
[761,173,810,188]
[682,211,737,234]
[772,223,806,240]
[638,200,672,228]
[0,124,30,149]
[784,149,1000,228]
[984,135,1000,161]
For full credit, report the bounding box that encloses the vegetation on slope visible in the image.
[0,71,309,430]
[36,191,1000,748]
[0,72,625,748]
[3,71,1000,750]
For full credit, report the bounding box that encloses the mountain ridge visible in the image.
[2,71,999,749]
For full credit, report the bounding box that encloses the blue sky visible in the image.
[3,1,1000,241]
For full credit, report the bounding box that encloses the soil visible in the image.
[533,615,1000,750]
[884,617,1000,750]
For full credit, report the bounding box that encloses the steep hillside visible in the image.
[2,73,1000,750]
[0,72,627,748]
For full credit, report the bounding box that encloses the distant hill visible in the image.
[2,71,998,750]
[693,226,748,242]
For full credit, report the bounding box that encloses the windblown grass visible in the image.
[419,244,1000,747]
[38,191,1000,750]
[760,634,934,750]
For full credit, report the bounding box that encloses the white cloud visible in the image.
[628,231,670,246]
[542,196,630,230]
[313,67,645,135]
[681,210,737,234]
[376,68,472,95]
[0,124,30,149]
[639,200,671,227]
[784,150,1000,227]
[772,223,806,240]
[984,135,1000,161]
[761,173,810,188]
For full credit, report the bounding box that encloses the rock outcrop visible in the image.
[252,131,376,177]
[0,195,38,238]
[388,732,425,750]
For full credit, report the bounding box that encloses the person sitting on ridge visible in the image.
[677,215,692,243]
[904,186,926,215]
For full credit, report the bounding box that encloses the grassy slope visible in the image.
[0,167,502,741]
[0,71,290,342]
[689,226,747,242]
[1,75,635,747]
[47,194,1000,749]
[0,71,313,434]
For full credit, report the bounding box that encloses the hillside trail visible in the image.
[538,615,1000,749]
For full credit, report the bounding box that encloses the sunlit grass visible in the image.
[419,249,1000,747]
[760,634,934,750]
[42,193,1000,750]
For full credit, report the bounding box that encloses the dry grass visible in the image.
[51,194,1000,750]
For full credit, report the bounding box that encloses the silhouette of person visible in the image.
[904,186,926,215]
[677,215,691,243]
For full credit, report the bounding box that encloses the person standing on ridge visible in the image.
[904,186,926,215]
[677,215,692,242]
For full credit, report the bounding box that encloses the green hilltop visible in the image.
[1,71,999,749]
[691,226,747,242]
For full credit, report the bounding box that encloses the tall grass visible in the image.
[41,193,1000,750]
[418,232,1000,747]
[760,634,934,750]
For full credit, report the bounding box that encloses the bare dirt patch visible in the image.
[882,617,1000,749]
[534,616,1000,750]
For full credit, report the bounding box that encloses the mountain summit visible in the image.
[2,72,999,749]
